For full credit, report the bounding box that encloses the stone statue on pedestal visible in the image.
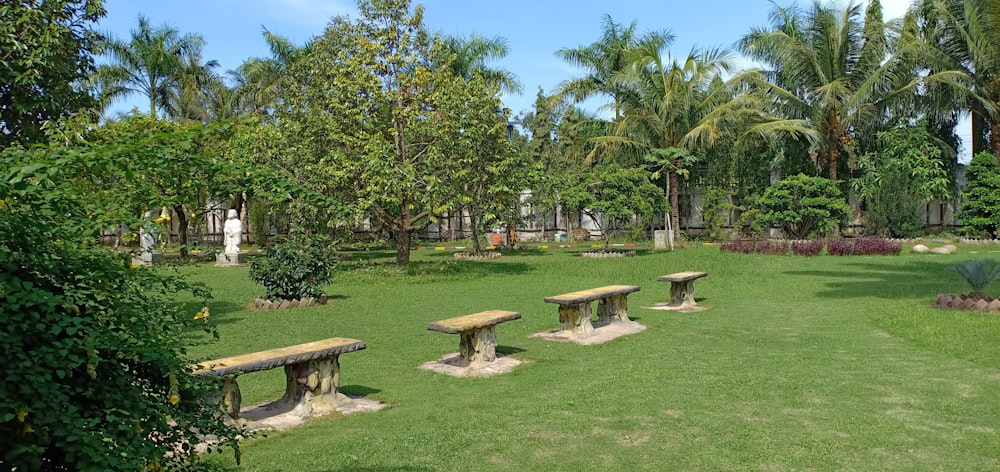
[223,209,242,254]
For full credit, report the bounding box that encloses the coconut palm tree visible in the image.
[738,1,911,180]
[592,31,755,241]
[909,0,1000,161]
[556,14,651,121]
[235,28,307,116]
[96,15,205,118]
[442,33,522,96]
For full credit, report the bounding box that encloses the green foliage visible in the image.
[561,163,666,247]
[734,208,765,238]
[758,174,850,239]
[249,236,335,301]
[698,188,736,241]
[950,258,1000,296]
[852,123,951,238]
[0,0,104,148]
[0,144,241,470]
[958,152,1000,238]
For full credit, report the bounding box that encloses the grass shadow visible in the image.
[496,345,526,356]
[337,260,534,278]
[783,258,959,299]
[340,384,382,396]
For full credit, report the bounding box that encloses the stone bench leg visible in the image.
[221,376,242,420]
[669,280,698,308]
[458,327,497,367]
[597,294,630,324]
[281,355,343,413]
[559,302,594,337]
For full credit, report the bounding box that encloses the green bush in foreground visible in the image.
[950,258,1000,296]
[757,174,850,239]
[249,236,335,301]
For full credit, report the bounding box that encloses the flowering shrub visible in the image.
[827,238,853,256]
[791,239,824,256]
[756,239,790,255]
[853,236,901,255]
[720,238,756,254]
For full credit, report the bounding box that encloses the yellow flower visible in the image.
[190,213,196,218]
[0,199,5,208]
[168,394,180,405]
[23,424,34,433]
[130,263,139,270]
[16,410,26,422]
[194,305,210,321]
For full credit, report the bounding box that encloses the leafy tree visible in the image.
[95,15,205,118]
[560,163,666,249]
[958,152,1000,237]
[249,235,335,301]
[852,123,951,237]
[280,0,509,265]
[0,0,105,148]
[0,135,242,470]
[758,174,851,239]
[698,188,737,242]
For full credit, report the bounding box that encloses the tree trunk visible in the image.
[991,122,1000,166]
[828,145,839,180]
[470,209,483,254]
[173,204,189,259]
[395,229,410,266]
[669,170,680,242]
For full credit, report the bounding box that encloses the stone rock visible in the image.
[287,299,299,309]
[960,298,978,310]
[935,293,951,307]
[973,298,990,311]
[948,296,966,309]
[300,298,314,308]
[929,245,957,255]
[912,244,930,254]
[987,299,1000,312]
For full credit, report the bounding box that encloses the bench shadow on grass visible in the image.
[339,259,534,277]
[339,384,382,396]
[495,345,526,356]
[782,259,958,300]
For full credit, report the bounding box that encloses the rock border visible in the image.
[934,293,1000,312]
[579,250,637,258]
[452,251,502,260]
[248,295,329,310]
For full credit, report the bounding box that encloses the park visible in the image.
[4,0,1000,470]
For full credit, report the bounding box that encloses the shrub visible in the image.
[733,208,765,238]
[720,238,756,254]
[958,152,1000,238]
[699,188,736,242]
[827,238,854,256]
[756,239,790,255]
[791,239,824,256]
[249,236,336,301]
[758,174,851,239]
[853,236,901,256]
[950,258,1000,296]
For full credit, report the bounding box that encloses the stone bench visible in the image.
[543,285,641,338]
[657,271,708,309]
[192,337,366,420]
[427,310,521,367]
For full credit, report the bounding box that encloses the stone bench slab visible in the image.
[543,285,641,305]
[192,337,366,377]
[427,310,521,334]
[657,271,708,283]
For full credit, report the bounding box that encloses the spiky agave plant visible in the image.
[950,259,1000,297]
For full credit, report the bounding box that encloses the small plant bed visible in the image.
[934,293,1000,312]
[720,237,901,256]
[578,250,637,258]
[452,251,502,260]
[249,295,330,310]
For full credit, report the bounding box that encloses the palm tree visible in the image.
[592,32,752,240]
[235,28,307,115]
[170,45,221,123]
[556,14,651,120]
[96,15,205,118]
[738,1,910,180]
[442,33,522,95]
[910,0,1000,162]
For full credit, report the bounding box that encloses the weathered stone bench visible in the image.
[192,337,366,420]
[427,310,521,367]
[657,271,708,309]
[543,285,641,338]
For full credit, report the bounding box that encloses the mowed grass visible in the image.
[175,245,1000,471]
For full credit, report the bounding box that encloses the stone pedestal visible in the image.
[654,230,667,249]
[215,252,247,267]
[133,251,163,266]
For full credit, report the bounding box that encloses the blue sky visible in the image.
[99,0,974,160]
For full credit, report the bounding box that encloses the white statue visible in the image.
[223,209,242,254]
[139,210,157,253]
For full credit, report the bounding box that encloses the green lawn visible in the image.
[178,245,1000,471]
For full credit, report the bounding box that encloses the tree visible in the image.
[560,163,666,250]
[958,152,1000,237]
[0,0,105,148]
[0,130,242,470]
[852,123,951,237]
[95,15,205,118]
[236,28,308,116]
[556,14,647,120]
[910,0,1000,162]
[739,1,913,180]
[280,0,510,265]
[442,33,522,95]
[758,174,851,239]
